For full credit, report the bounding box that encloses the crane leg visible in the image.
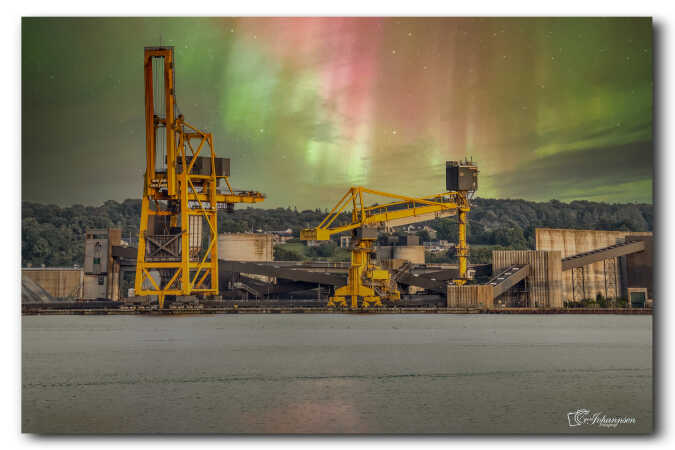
[331,282,376,309]
[328,296,347,307]
[362,297,382,308]
[453,205,469,286]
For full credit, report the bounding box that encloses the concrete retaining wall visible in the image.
[447,285,494,308]
[22,268,83,299]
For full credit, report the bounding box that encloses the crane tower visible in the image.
[134,47,265,308]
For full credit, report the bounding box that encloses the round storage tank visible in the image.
[392,245,425,264]
[218,233,273,262]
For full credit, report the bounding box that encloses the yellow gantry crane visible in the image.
[300,166,476,309]
[135,47,264,308]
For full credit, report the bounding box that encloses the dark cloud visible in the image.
[485,140,653,202]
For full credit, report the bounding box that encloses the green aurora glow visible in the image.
[22,17,653,208]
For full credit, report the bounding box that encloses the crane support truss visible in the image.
[135,47,264,308]
[300,187,471,308]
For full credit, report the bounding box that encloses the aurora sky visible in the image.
[22,17,653,208]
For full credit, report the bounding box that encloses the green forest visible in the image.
[22,197,653,267]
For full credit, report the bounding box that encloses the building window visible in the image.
[98,276,105,286]
[93,257,101,265]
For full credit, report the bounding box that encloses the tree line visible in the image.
[22,197,653,268]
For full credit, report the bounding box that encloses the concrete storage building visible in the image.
[623,235,654,301]
[376,234,425,265]
[447,227,653,309]
[23,228,126,302]
[376,246,425,264]
[535,228,653,302]
[392,246,425,264]
[218,233,274,262]
[83,228,121,300]
[219,233,275,284]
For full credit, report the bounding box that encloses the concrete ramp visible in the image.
[487,264,529,298]
[446,264,529,307]
[232,282,262,298]
[562,240,646,271]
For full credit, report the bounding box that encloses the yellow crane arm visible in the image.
[300,186,467,241]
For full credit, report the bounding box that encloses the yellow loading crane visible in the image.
[135,46,264,308]
[300,161,477,309]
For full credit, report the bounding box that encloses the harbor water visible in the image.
[22,314,652,433]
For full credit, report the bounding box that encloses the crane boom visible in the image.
[301,187,466,240]
[300,186,472,309]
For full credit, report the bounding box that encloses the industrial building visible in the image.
[21,227,136,303]
[21,222,654,312]
[21,228,124,301]
[535,228,653,301]
[21,206,655,312]
[447,228,653,309]
[83,228,122,300]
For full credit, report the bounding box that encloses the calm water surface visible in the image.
[22,314,652,433]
